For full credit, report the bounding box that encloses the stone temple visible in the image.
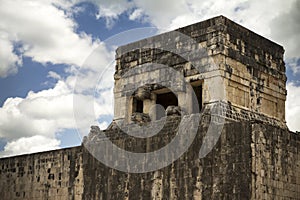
[0,16,299,200]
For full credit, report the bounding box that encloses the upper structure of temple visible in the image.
[113,15,287,128]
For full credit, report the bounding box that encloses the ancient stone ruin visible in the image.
[0,16,299,200]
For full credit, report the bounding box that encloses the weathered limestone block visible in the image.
[134,86,152,100]
[165,105,181,116]
[131,112,151,124]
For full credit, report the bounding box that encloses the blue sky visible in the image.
[0,0,299,157]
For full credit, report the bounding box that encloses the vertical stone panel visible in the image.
[251,123,300,199]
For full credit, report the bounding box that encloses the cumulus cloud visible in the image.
[0,74,114,139]
[0,39,115,156]
[0,0,130,156]
[286,82,300,132]
[132,0,190,31]
[0,32,22,78]
[0,135,61,157]
[286,58,300,76]
[88,0,298,60]
[0,0,100,77]
[92,0,132,28]
[83,0,298,57]
[128,0,291,37]
[129,8,144,21]
[48,71,62,80]
[0,75,114,157]
[66,42,114,93]
[0,81,72,140]
[270,0,300,59]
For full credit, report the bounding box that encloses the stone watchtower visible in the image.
[113,15,287,128]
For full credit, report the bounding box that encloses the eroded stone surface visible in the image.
[82,117,300,199]
[0,147,83,200]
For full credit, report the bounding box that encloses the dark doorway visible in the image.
[192,85,202,113]
[155,92,178,120]
[156,92,178,109]
[133,98,143,113]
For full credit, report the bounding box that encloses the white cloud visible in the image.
[0,82,114,157]
[0,0,100,77]
[270,0,300,59]
[80,0,299,63]
[128,0,292,38]
[48,71,62,80]
[0,0,118,156]
[0,46,115,153]
[286,58,300,76]
[67,42,114,93]
[129,8,144,21]
[0,76,114,142]
[0,32,22,78]
[0,81,72,140]
[132,0,190,31]
[286,82,300,132]
[91,0,131,18]
[84,0,298,60]
[0,135,61,157]
[92,0,132,28]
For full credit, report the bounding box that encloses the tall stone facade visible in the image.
[83,120,300,199]
[0,16,299,200]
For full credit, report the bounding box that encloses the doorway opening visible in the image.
[133,98,143,113]
[154,89,178,120]
[191,81,203,113]
[156,92,178,109]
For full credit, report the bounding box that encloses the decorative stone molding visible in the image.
[202,101,287,129]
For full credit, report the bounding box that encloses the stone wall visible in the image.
[82,116,300,199]
[0,119,298,199]
[251,123,300,199]
[82,115,253,199]
[0,146,83,200]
